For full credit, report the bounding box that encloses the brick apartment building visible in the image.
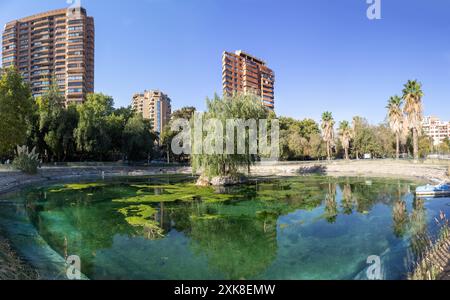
[222,50,275,110]
[1,7,94,105]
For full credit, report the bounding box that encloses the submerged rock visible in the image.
[196,176,211,187]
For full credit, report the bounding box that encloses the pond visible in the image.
[0,174,449,280]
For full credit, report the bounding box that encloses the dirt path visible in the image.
[252,160,449,182]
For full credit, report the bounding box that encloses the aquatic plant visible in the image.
[118,205,157,224]
[190,214,222,221]
[408,211,450,280]
[255,179,324,205]
[410,198,428,255]
[118,204,164,239]
[49,183,106,192]
[112,183,239,203]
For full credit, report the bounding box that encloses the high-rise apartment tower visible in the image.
[222,50,275,110]
[131,90,172,133]
[1,7,95,104]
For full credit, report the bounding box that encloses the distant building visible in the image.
[132,90,172,133]
[222,50,275,110]
[1,7,95,105]
[422,116,450,145]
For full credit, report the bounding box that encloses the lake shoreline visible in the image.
[251,160,449,183]
[1,160,448,195]
[0,160,449,280]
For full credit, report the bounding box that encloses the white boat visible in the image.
[415,182,450,197]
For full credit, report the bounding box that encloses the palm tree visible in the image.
[338,120,352,160]
[321,112,335,160]
[386,95,404,159]
[402,80,424,161]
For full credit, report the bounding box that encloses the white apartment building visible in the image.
[422,116,450,145]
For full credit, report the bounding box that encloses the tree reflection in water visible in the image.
[341,181,356,215]
[392,181,409,238]
[392,200,409,238]
[324,181,338,223]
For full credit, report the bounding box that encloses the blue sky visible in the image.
[1,0,449,124]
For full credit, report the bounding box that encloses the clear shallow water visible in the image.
[1,175,450,280]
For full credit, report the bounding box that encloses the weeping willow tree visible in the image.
[191,93,270,179]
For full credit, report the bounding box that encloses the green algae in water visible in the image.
[118,205,164,239]
[49,183,107,192]
[112,183,240,203]
[118,204,157,227]
[6,174,450,280]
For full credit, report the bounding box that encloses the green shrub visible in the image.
[12,145,39,175]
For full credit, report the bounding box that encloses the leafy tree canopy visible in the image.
[0,67,34,157]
